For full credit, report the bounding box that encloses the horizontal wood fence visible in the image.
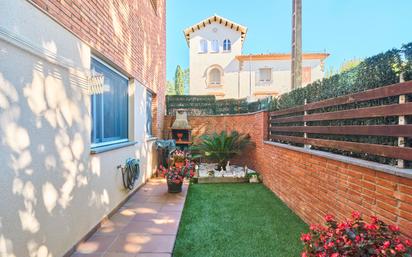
[268,81,412,166]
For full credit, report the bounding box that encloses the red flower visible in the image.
[301,211,412,257]
[370,216,379,224]
[364,223,378,230]
[388,225,399,232]
[300,233,311,242]
[352,211,361,220]
[324,214,335,222]
[395,243,406,252]
[383,241,391,249]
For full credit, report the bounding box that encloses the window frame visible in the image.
[207,66,223,86]
[146,91,153,137]
[90,56,129,149]
[259,68,272,82]
[199,39,208,53]
[223,39,231,52]
[211,40,219,53]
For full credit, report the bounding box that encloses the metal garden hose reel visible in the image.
[117,158,140,190]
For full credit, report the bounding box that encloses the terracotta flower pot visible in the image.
[167,180,183,193]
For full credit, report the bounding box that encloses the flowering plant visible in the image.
[301,212,412,257]
[172,150,186,163]
[158,160,195,184]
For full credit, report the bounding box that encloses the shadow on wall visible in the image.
[0,37,113,257]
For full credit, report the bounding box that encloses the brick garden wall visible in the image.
[259,142,412,239]
[29,0,167,136]
[164,111,268,168]
[165,112,412,238]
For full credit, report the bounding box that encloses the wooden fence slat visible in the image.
[270,81,412,117]
[270,125,412,137]
[270,135,412,161]
[270,102,412,123]
[269,106,304,116]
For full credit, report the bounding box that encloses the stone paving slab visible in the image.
[71,179,188,257]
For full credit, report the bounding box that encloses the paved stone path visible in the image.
[71,178,188,257]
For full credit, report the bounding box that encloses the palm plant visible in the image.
[190,131,252,171]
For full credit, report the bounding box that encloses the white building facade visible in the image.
[184,15,329,99]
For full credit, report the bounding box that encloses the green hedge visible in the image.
[166,95,271,115]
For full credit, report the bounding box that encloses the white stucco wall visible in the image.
[239,59,324,98]
[0,1,157,257]
[189,22,242,99]
[187,21,325,100]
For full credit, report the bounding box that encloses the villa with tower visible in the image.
[184,15,329,99]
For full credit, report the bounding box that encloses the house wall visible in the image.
[189,22,243,99]
[0,1,164,257]
[239,59,324,98]
[164,112,412,239]
[187,20,325,100]
[29,0,166,137]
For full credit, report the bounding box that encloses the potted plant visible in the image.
[158,161,195,193]
[190,131,252,171]
[247,172,260,183]
[171,150,186,169]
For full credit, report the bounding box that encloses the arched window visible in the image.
[223,39,231,51]
[208,68,222,85]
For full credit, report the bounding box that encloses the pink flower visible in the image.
[383,241,391,249]
[388,225,399,232]
[370,216,379,224]
[352,211,361,220]
[364,223,378,230]
[395,243,406,252]
[331,253,339,257]
[301,252,308,257]
[405,239,412,247]
[324,214,335,222]
[300,233,311,242]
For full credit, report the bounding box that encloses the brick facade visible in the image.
[165,112,412,238]
[29,0,166,136]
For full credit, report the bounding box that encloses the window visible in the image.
[146,91,153,137]
[199,39,208,53]
[259,68,272,82]
[211,40,219,53]
[208,68,221,85]
[91,57,128,147]
[223,39,231,51]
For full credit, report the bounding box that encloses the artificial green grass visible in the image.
[173,183,308,257]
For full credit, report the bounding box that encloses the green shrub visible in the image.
[190,131,252,171]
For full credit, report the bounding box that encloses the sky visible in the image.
[166,0,412,81]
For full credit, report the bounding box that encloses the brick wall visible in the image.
[29,0,166,136]
[164,111,268,168]
[260,143,412,239]
[165,111,412,238]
